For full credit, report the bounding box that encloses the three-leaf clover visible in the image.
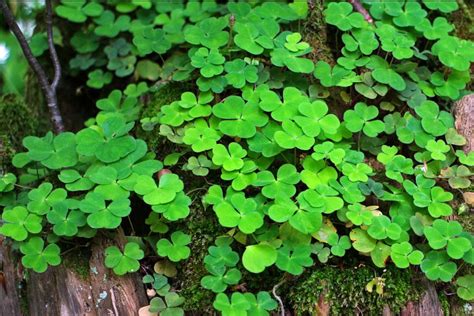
[190,47,225,78]
[0,206,42,241]
[245,292,278,316]
[274,120,314,150]
[156,231,191,262]
[367,215,402,240]
[79,192,131,229]
[341,162,372,182]
[149,292,185,316]
[343,102,385,137]
[242,243,277,273]
[184,17,229,49]
[213,293,250,316]
[276,244,313,275]
[134,173,184,206]
[213,96,268,138]
[105,242,144,275]
[390,242,424,268]
[425,140,450,161]
[27,182,67,215]
[421,251,457,282]
[94,11,130,38]
[254,164,300,199]
[212,143,247,171]
[327,233,352,257]
[324,2,364,31]
[55,0,103,23]
[456,275,474,301]
[415,101,453,137]
[20,237,61,273]
[22,132,77,169]
[201,265,242,293]
[214,193,263,234]
[294,100,340,137]
[46,202,86,237]
[424,220,471,259]
[224,59,258,88]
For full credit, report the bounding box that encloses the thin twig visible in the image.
[272,278,286,316]
[0,0,65,133]
[349,0,373,24]
[110,287,119,316]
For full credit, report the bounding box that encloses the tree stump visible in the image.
[455,94,474,153]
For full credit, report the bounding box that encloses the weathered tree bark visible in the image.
[399,280,444,316]
[25,229,147,316]
[455,94,474,153]
[0,238,23,316]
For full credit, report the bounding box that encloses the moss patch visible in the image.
[62,247,92,280]
[288,264,423,315]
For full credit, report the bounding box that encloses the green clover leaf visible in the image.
[79,192,131,229]
[276,244,313,275]
[151,191,191,222]
[184,17,229,49]
[341,162,372,182]
[87,69,112,89]
[456,275,474,301]
[294,100,340,137]
[390,242,424,268]
[213,96,268,138]
[425,139,450,161]
[421,251,457,282]
[324,2,365,31]
[245,291,278,316]
[350,228,377,253]
[392,2,427,27]
[133,28,171,55]
[76,116,136,163]
[431,36,474,72]
[371,63,406,91]
[191,47,225,78]
[135,173,184,205]
[224,59,258,88]
[248,121,284,158]
[46,202,86,237]
[342,29,379,55]
[212,143,247,171]
[0,173,16,193]
[183,119,221,152]
[0,206,42,241]
[424,219,471,259]
[149,292,185,315]
[415,17,453,40]
[105,242,144,275]
[274,120,314,150]
[312,142,346,165]
[415,101,453,137]
[178,91,213,118]
[221,160,257,191]
[284,33,310,52]
[94,10,130,38]
[344,102,385,137]
[314,61,358,87]
[204,243,240,268]
[20,237,61,273]
[270,47,314,74]
[184,155,213,177]
[304,185,344,214]
[346,203,374,226]
[156,231,191,262]
[27,182,67,215]
[242,243,277,273]
[201,265,241,293]
[214,193,263,234]
[422,0,459,13]
[301,157,338,189]
[367,215,402,240]
[23,132,77,169]
[56,0,103,23]
[327,233,352,257]
[213,293,250,316]
[234,19,279,55]
[254,164,300,199]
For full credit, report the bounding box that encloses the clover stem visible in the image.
[0,0,65,133]
[357,131,362,151]
[127,216,135,236]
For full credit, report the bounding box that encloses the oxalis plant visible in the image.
[0,0,473,315]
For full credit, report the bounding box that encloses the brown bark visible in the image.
[399,280,444,316]
[24,229,147,316]
[454,94,474,153]
[0,238,23,316]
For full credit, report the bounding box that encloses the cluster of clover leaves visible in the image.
[1,0,473,314]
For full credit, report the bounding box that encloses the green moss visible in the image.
[0,94,38,167]
[62,247,91,280]
[288,264,423,316]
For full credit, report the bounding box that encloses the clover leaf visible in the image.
[294,100,340,137]
[184,155,213,177]
[342,29,379,55]
[26,182,67,215]
[214,193,263,234]
[245,291,278,316]
[254,164,300,199]
[346,203,374,226]
[367,215,402,240]
[87,69,112,89]
[201,265,241,293]
[76,116,136,163]
[156,231,191,262]
[94,10,130,38]
[149,292,185,316]
[350,228,377,253]
[213,293,250,316]
[390,242,424,268]
[191,47,225,78]
[391,2,427,27]
[422,0,459,13]
[242,243,277,273]
[224,59,258,88]
[133,28,171,55]
[421,251,457,282]
[431,36,474,72]
[0,206,42,241]
[233,19,279,55]
[56,0,103,23]
[248,122,284,158]
[221,160,257,191]
[301,157,338,189]
[184,17,229,49]
[424,220,471,259]
[274,120,314,150]
[324,2,364,31]
[415,101,453,137]
[204,243,240,268]
[415,17,453,40]
[371,63,406,91]
[303,185,344,214]
[344,102,384,137]
[79,192,131,229]
[341,162,372,182]
[212,143,247,171]
[312,142,346,165]
[327,233,352,257]
[183,120,220,152]
[135,173,184,207]
[22,132,77,169]
[314,61,358,87]
[456,275,474,301]
[276,244,313,275]
[20,237,61,273]
[213,96,268,138]
[46,202,86,237]
[178,91,213,118]
[0,173,16,192]
[105,242,144,275]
